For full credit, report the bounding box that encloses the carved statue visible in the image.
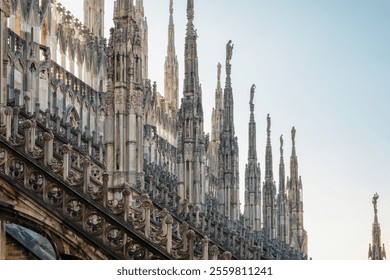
[291,127,296,146]
[226,40,234,65]
[29,42,38,60]
[250,84,256,105]
[280,135,284,154]
[373,192,379,212]
[267,114,271,133]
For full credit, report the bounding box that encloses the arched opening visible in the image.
[66,105,80,129]
[3,223,56,260]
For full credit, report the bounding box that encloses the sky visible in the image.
[59,0,390,260]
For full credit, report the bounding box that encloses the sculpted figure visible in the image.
[373,193,379,211]
[267,114,271,133]
[226,40,234,64]
[250,84,256,105]
[291,127,296,146]
[280,135,284,154]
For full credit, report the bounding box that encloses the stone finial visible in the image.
[223,251,232,260]
[210,245,219,260]
[13,107,20,115]
[4,107,13,116]
[61,144,72,154]
[43,132,54,142]
[217,63,222,82]
[22,120,32,129]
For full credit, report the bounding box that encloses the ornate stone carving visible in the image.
[2,0,11,17]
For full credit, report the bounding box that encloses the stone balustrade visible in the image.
[0,104,305,260]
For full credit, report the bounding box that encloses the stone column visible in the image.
[62,144,72,181]
[136,114,143,183]
[0,220,6,260]
[43,132,54,166]
[4,107,12,141]
[22,120,32,153]
[102,172,108,207]
[0,1,9,125]
[105,111,114,187]
[83,156,91,194]
[188,161,193,203]
[127,113,137,184]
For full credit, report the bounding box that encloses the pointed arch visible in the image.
[65,104,80,129]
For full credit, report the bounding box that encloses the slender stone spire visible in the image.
[286,127,307,256]
[207,63,224,198]
[244,85,261,230]
[183,0,200,97]
[368,193,386,260]
[177,0,205,209]
[211,63,223,142]
[265,114,273,181]
[164,0,179,110]
[277,135,288,243]
[263,114,277,239]
[248,84,257,161]
[218,40,239,221]
[290,127,298,182]
[279,135,285,192]
[223,40,234,134]
[168,0,175,51]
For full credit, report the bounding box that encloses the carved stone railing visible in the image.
[140,161,305,260]
[0,104,305,260]
[6,30,105,150]
[0,106,234,260]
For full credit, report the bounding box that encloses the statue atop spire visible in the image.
[291,126,296,146]
[226,40,234,65]
[280,135,284,157]
[250,84,256,111]
[373,192,379,213]
[369,193,386,260]
[244,83,261,230]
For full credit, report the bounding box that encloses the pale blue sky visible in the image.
[59,0,390,260]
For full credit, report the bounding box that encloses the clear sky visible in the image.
[59,0,390,260]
